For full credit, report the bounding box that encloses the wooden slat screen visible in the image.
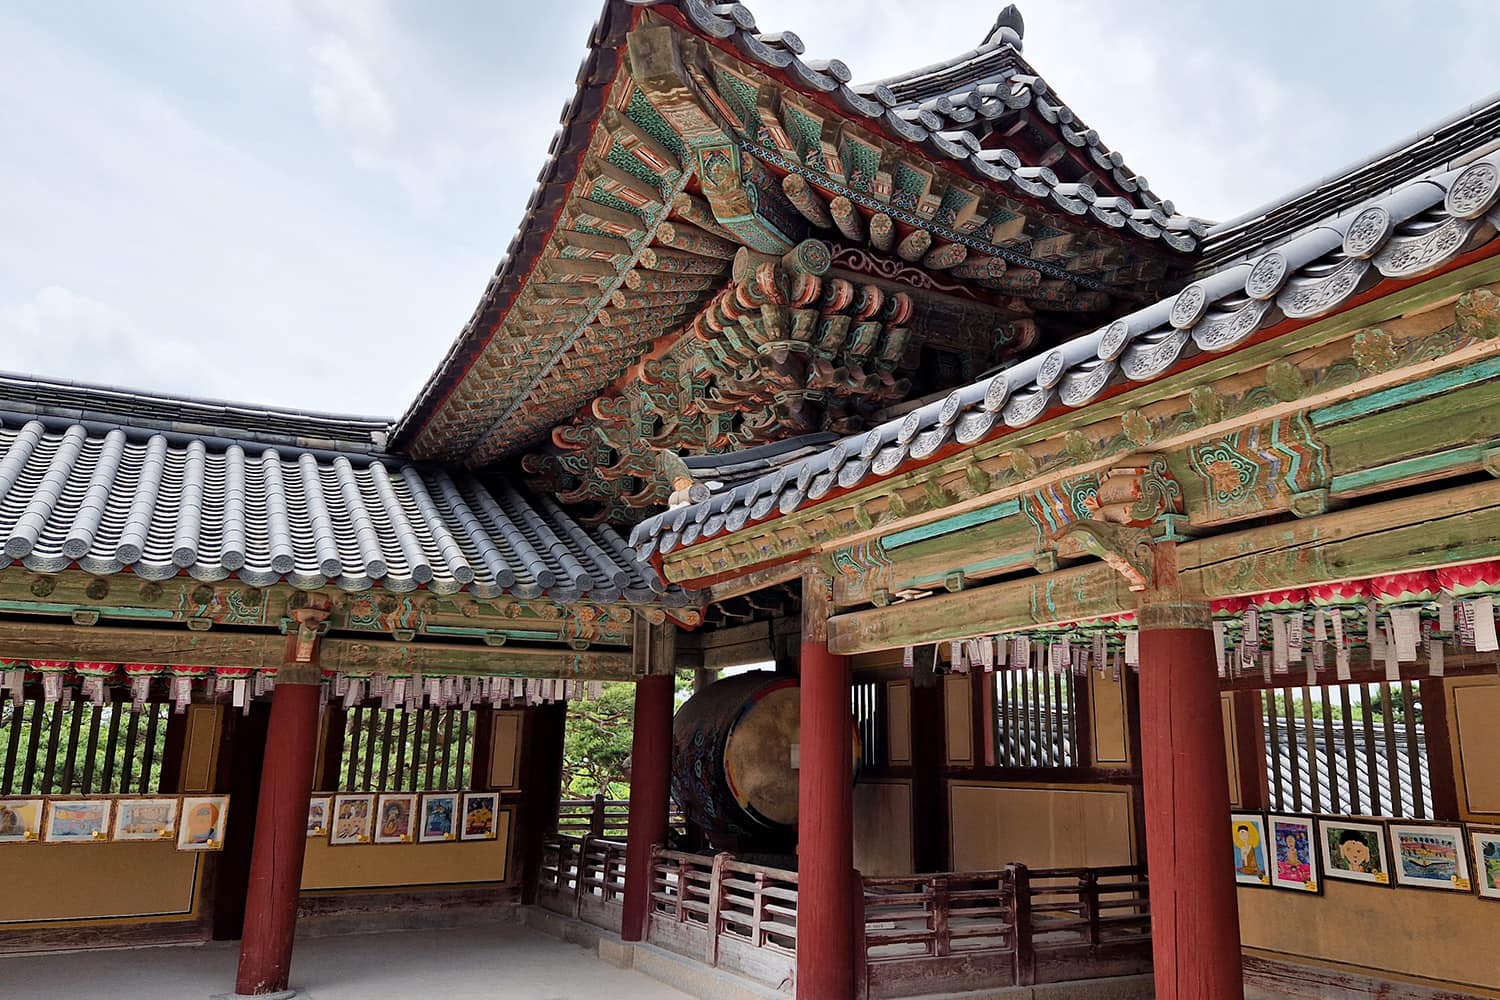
[337,706,474,792]
[852,681,885,770]
[993,668,1077,768]
[0,696,171,795]
[1261,681,1432,819]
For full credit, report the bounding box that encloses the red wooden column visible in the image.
[798,568,856,1000]
[621,623,677,942]
[1138,599,1244,1000]
[232,598,330,997]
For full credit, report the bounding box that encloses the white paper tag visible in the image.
[232,678,246,708]
[1124,631,1140,667]
[1428,638,1445,676]
[1438,594,1455,635]
[1390,607,1421,663]
[1272,614,1289,674]
[1212,622,1227,676]
[1384,624,1400,681]
[1475,596,1498,652]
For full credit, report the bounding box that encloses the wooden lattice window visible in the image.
[1,696,171,795]
[336,706,474,792]
[1262,681,1433,819]
[993,668,1078,768]
[852,681,885,771]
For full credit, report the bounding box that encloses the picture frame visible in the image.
[1470,826,1500,901]
[1230,812,1271,887]
[418,793,459,843]
[330,794,375,846]
[1318,818,1391,887]
[1267,814,1321,893]
[374,793,418,844]
[44,799,113,843]
[177,795,230,851]
[113,797,180,842]
[1388,822,1471,892]
[307,796,331,838]
[0,798,45,843]
[460,792,500,841]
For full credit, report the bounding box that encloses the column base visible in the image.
[210,990,310,999]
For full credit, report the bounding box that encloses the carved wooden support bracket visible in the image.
[281,592,334,684]
[1051,521,1155,592]
[1084,454,1182,526]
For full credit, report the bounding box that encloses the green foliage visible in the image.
[1,699,170,793]
[561,673,695,799]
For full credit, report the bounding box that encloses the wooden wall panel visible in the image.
[853,779,913,876]
[1089,668,1129,766]
[1449,675,1500,818]
[943,674,974,766]
[1239,880,1500,994]
[180,704,222,793]
[948,782,1135,871]
[0,843,200,925]
[488,710,523,791]
[301,808,512,891]
[886,680,912,766]
[1222,693,1242,809]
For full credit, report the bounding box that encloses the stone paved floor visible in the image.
[0,924,694,1000]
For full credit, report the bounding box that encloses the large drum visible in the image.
[671,671,858,852]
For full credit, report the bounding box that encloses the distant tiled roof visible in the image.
[0,410,677,604]
[631,149,1500,559]
[0,372,392,455]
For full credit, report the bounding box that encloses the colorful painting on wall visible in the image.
[419,793,458,843]
[460,792,500,841]
[45,799,112,843]
[307,796,331,837]
[1230,813,1270,886]
[330,794,375,846]
[1471,828,1500,901]
[113,797,180,842]
[177,795,229,851]
[1318,819,1391,886]
[1268,814,1320,893]
[0,798,45,843]
[375,793,418,844]
[1388,823,1470,892]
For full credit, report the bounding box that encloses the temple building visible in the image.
[3,3,1500,999]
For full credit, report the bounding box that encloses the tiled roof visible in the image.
[0,411,677,605]
[631,149,1500,558]
[391,0,1201,458]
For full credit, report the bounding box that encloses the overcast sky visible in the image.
[3,1,1497,418]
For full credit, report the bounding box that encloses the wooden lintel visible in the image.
[0,622,638,680]
[704,560,801,603]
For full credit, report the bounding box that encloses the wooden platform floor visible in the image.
[0,924,695,1000]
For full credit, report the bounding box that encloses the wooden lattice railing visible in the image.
[535,833,1150,999]
[555,795,686,840]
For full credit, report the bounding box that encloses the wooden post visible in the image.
[621,666,674,942]
[704,851,728,967]
[798,566,856,1000]
[1138,601,1244,1000]
[232,598,330,996]
[590,792,608,838]
[1419,678,1461,821]
[910,651,950,873]
[1083,871,1101,947]
[1009,863,1034,987]
[518,701,567,905]
[852,869,869,1000]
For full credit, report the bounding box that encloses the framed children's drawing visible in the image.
[1318,819,1391,887]
[178,796,230,851]
[375,793,418,844]
[1470,827,1500,901]
[460,792,500,841]
[1388,823,1470,892]
[1267,814,1320,893]
[0,799,44,843]
[1230,813,1271,887]
[307,796,331,838]
[113,797,180,842]
[45,799,113,843]
[330,794,375,846]
[419,793,458,843]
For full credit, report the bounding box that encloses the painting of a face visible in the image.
[187,803,219,843]
[1339,835,1372,872]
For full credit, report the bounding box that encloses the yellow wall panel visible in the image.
[180,704,221,793]
[948,782,1134,871]
[1450,675,1500,817]
[886,680,912,766]
[1089,668,1129,766]
[301,809,512,891]
[1239,879,1500,994]
[1222,693,1242,808]
[0,842,199,925]
[488,710,523,791]
[853,780,913,876]
[943,674,973,766]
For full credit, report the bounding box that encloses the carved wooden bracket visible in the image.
[1051,521,1155,592]
[281,592,334,682]
[1084,454,1182,527]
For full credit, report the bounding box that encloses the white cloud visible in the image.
[309,36,396,144]
[0,287,222,395]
